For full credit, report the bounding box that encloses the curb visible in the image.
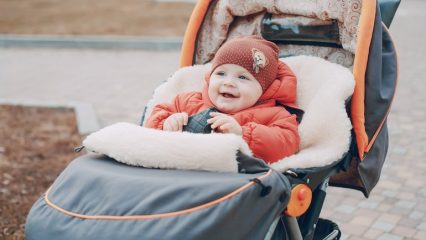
[0,98,100,135]
[0,34,182,50]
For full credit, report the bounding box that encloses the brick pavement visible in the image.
[1,0,425,239]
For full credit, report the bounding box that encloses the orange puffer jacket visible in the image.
[146,61,300,163]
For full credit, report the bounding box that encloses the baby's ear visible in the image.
[204,70,212,82]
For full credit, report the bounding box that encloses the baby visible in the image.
[146,36,299,163]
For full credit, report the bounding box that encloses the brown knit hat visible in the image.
[211,35,280,92]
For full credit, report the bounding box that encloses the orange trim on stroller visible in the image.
[44,169,273,220]
[351,0,376,159]
[365,23,399,152]
[180,0,212,67]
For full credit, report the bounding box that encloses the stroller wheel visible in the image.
[313,218,341,240]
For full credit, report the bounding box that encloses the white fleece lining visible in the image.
[144,55,354,171]
[271,56,354,171]
[85,55,354,172]
[83,122,251,173]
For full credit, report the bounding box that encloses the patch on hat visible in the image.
[252,48,269,73]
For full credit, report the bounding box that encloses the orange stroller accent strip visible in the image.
[351,0,376,159]
[44,170,272,220]
[365,23,399,152]
[285,184,312,217]
[180,0,212,67]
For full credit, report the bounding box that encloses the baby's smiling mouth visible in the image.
[222,93,235,98]
[220,92,238,98]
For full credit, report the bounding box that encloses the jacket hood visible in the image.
[258,61,297,108]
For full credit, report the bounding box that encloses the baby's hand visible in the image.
[207,112,242,135]
[163,112,189,132]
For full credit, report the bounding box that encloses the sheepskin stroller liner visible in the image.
[25,0,400,239]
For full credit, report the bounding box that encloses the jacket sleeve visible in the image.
[241,111,300,164]
[144,95,184,130]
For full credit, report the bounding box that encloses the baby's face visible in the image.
[208,64,262,113]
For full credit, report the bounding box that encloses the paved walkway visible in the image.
[0,49,180,127]
[1,0,425,239]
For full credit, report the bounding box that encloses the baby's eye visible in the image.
[238,75,248,80]
[216,71,225,76]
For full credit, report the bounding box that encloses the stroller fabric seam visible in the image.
[43,170,273,220]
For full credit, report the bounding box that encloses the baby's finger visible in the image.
[176,116,185,131]
[176,119,182,132]
[208,113,229,123]
[170,118,180,131]
[163,121,172,131]
[219,123,232,132]
[209,112,225,117]
[182,113,189,126]
[175,118,183,131]
[209,117,223,128]
[210,117,229,129]
[207,115,221,124]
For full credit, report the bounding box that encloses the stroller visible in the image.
[25,0,400,239]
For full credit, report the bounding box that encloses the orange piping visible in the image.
[180,0,212,67]
[44,169,272,220]
[351,0,377,159]
[365,23,399,152]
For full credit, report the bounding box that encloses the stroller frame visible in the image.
[272,151,350,240]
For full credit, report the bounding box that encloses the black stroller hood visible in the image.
[330,1,399,197]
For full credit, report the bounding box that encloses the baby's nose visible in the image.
[223,78,236,87]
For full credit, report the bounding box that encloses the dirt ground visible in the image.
[0,105,83,240]
[0,1,192,238]
[0,0,194,36]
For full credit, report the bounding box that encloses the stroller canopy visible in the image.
[179,0,399,196]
